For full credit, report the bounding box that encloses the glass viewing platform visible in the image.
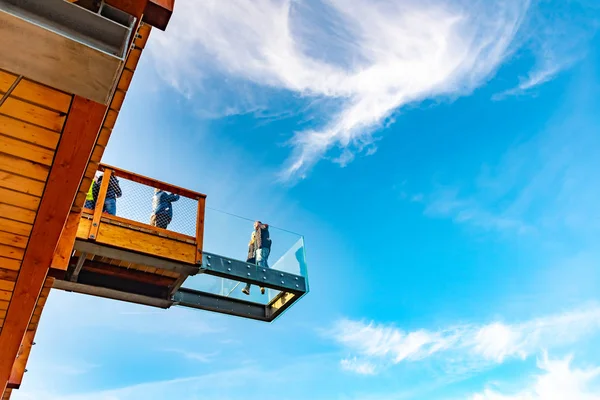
[54,164,308,322]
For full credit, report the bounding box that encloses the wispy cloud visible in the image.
[470,353,600,400]
[340,357,376,375]
[161,348,219,363]
[329,305,600,375]
[149,0,532,179]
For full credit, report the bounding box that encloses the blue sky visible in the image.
[14,0,600,399]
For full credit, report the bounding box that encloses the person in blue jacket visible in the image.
[151,188,180,229]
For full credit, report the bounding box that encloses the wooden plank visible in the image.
[97,128,111,147]
[117,69,134,92]
[0,134,54,166]
[124,48,142,71]
[90,143,105,163]
[0,188,40,211]
[134,23,152,49]
[110,90,126,112]
[103,109,118,130]
[0,232,27,250]
[0,11,122,105]
[0,72,72,113]
[0,291,11,302]
[0,96,107,394]
[0,280,14,292]
[7,330,34,390]
[89,169,111,240]
[0,204,36,225]
[0,171,45,197]
[0,245,24,261]
[0,269,17,282]
[0,98,65,132]
[0,218,32,237]
[95,222,196,264]
[102,213,196,243]
[0,115,61,150]
[143,0,174,31]
[50,212,80,272]
[0,258,20,272]
[0,301,8,311]
[0,153,49,182]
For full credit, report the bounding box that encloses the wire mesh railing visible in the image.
[83,164,205,240]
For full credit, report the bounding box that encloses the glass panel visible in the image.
[183,208,308,303]
[87,170,199,237]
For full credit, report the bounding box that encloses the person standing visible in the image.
[93,172,122,215]
[242,221,271,296]
[150,188,180,229]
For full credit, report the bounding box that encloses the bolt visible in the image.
[227,260,231,264]
[262,269,266,273]
[281,280,285,284]
[295,277,298,280]
[247,273,251,276]
[92,222,98,227]
[247,265,251,269]
[89,235,95,239]
[280,273,283,277]
[207,263,211,267]
[296,284,299,288]
[24,369,28,373]
[227,268,231,271]
[32,342,36,346]
[207,255,211,259]
[263,277,267,280]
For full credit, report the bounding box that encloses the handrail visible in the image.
[99,163,206,200]
[87,164,206,263]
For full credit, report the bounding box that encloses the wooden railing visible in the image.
[82,164,206,264]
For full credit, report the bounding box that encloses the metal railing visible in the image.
[82,164,206,263]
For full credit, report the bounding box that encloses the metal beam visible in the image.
[74,240,199,276]
[173,288,268,322]
[201,252,307,294]
[53,280,172,309]
[69,252,87,282]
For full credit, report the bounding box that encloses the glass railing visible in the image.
[183,208,309,304]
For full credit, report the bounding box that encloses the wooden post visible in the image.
[88,169,112,240]
[6,331,34,389]
[0,96,107,395]
[195,196,206,264]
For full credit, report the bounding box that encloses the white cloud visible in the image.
[149,0,530,179]
[340,357,377,375]
[470,353,600,400]
[329,306,600,374]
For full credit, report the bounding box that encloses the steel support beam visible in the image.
[173,288,268,321]
[201,252,307,294]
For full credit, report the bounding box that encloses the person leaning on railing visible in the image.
[92,172,122,215]
[150,188,180,229]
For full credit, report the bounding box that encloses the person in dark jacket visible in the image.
[92,173,122,215]
[150,188,180,229]
[242,221,271,296]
